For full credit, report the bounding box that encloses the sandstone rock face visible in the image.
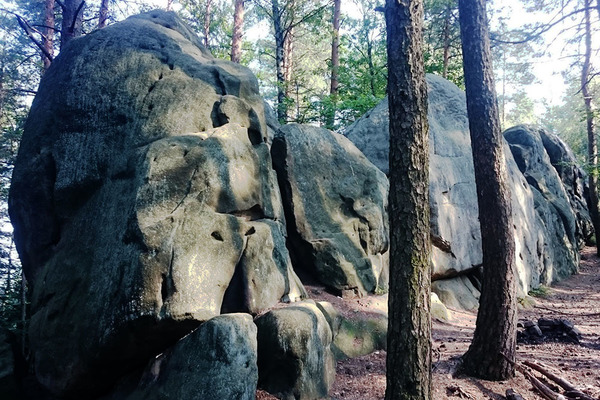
[9,11,304,397]
[505,125,585,282]
[126,314,257,400]
[345,75,588,298]
[272,124,389,296]
[255,301,336,400]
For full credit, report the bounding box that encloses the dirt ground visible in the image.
[260,246,600,399]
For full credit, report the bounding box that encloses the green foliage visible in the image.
[528,285,551,297]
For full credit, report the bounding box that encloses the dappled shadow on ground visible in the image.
[325,246,600,400]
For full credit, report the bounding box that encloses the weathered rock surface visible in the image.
[505,125,583,282]
[345,75,589,298]
[0,329,18,399]
[316,301,387,361]
[9,10,304,397]
[272,124,389,296]
[255,301,336,400]
[125,314,257,400]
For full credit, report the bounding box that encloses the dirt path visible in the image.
[330,247,600,400]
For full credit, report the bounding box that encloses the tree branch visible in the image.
[15,15,53,63]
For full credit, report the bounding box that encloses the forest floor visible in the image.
[258,247,600,400]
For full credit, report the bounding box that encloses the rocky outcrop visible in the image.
[9,11,304,398]
[345,75,590,303]
[255,301,336,400]
[272,124,389,296]
[125,314,257,400]
[505,125,590,282]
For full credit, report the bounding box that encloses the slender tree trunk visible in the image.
[231,0,245,63]
[167,0,174,11]
[367,35,377,96]
[273,0,287,123]
[283,26,294,99]
[441,5,451,79]
[330,0,341,95]
[384,0,431,398]
[42,0,55,72]
[582,0,600,255]
[203,0,212,48]
[458,0,517,381]
[60,0,84,49]
[98,0,109,28]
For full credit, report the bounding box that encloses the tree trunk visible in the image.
[384,0,431,398]
[272,0,287,123]
[283,25,294,99]
[167,0,174,11]
[42,0,55,72]
[367,34,377,96]
[231,0,245,63]
[60,0,84,49]
[582,0,600,255]
[458,0,517,381]
[203,0,212,48]
[330,0,341,96]
[98,0,109,29]
[441,5,451,79]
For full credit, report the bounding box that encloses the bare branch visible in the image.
[15,15,53,63]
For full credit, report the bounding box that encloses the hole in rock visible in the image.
[211,231,224,241]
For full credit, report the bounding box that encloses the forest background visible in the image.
[0,0,598,339]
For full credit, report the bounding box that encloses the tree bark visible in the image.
[330,0,341,96]
[42,0,55,72]
[231,0,245,63]
[60,0,84,49]
[384,0,431,398]
[272,0,287,122]
[203,0,212,48]
[581,0,600,255]
[98,0,109,28]
[458,0,517,381]
[441,5,451,79]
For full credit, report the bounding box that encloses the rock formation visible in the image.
[6,9,593,400]
[272,124,389,296]
[9,10,303,398]
[345,75,592,308]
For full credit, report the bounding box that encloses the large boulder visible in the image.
[345,74,586,299]
[255,301,336,400]
[272,124,389,296]
[505,125,587,281]
[125,314,257,400]
[9,11,304,397]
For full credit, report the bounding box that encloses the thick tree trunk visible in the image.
[231,0,245,63]
[384,0,431,398]
[582,0,600,255]
[42,0,55,72]
[458,0,517,381]
[330,0,341,96]
[203,0,212,48]
[60,0,84,49]
[98,0,109,28]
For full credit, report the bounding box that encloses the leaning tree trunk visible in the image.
[42,0,55,72]
[458,0,517,381]
[231,0,245,63]
[582,0,600,255]
[60,0,84,49]
[98,0,109,28]
[384,0,432,398]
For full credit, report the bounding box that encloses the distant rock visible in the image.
[272,124,389,296]
[345,75,590,300]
